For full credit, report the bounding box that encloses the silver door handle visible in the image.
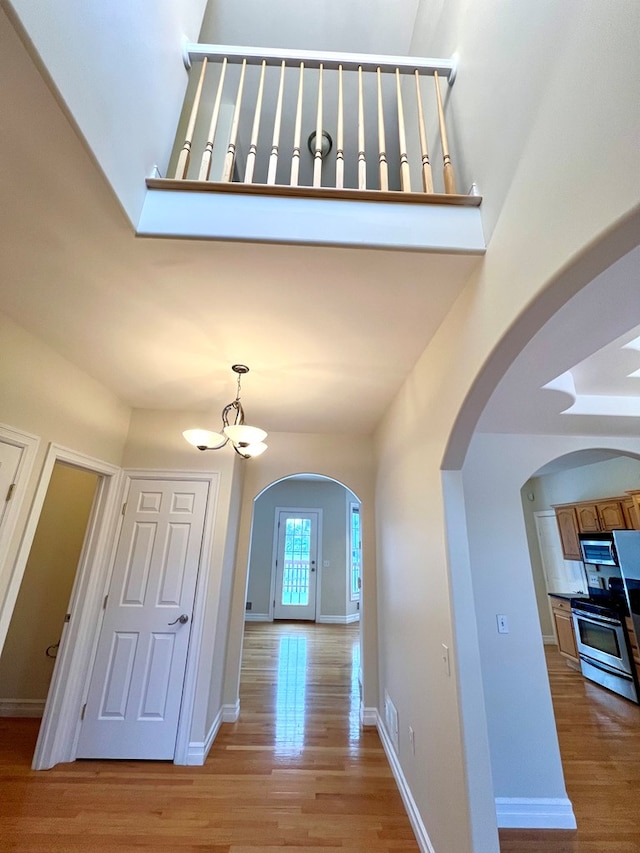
[168,614,189,626]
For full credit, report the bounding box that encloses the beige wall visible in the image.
[0,462,98,705]
[0,311,131,645]
[223,431,376,708]
[375,3,639,852]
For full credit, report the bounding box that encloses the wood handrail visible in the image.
[185,43,458,80]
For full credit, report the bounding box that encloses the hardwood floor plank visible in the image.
[499,645,640,852]
[0,622,419,852]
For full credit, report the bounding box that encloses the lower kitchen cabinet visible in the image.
[625,616,640,685]
[550,597,579,664]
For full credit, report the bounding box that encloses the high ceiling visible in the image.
[0,4,478,436]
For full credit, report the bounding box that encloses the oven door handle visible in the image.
[579,653,634,680]
[572,609,622,626]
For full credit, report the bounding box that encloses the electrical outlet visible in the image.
[497,614,509,634]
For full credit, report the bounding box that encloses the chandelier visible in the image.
[183,365,267,458]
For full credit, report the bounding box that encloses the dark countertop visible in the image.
[548,592,588,601]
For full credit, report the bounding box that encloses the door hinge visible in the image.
[121,501,127,516]
[103,594,108,610]
[64,613,71,623]
[80,703,87,721]
[273,599,276,608]
[5,483,15,502]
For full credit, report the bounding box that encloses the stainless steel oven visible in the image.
[571,602,638,703]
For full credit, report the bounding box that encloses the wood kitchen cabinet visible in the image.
[624,616,640,685]
[554,506,582,561]
[553,495,632,560]
[624,492,640,530]
[550,597,579,664]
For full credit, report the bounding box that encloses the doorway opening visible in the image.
[0,461,99,723]
[238,473,364,724]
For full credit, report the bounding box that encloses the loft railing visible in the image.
[148,44,481,207]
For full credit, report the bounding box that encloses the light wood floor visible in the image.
[3,628,639,852]
[499,645,640,853]
[0,621,418,852]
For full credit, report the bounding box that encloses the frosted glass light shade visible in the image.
[183,429,226,449]
[224,424,267,445]
[242,442,268,458]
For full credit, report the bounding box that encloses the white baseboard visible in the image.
[187,708,222,766]
[317,614,359,624]
[0,699,45,717]
[244,613,271,622]
[495,797,576,829]
[222,700,240,723]
[360,705,377,726]
[375,710,435,853]
[542,635,557,645]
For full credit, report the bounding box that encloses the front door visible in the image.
[76,478,209,760]
[273,511,319,621]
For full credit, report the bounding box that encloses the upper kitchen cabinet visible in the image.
[597,499,627,531]
[554,505,582,561]
[553,495,639,561]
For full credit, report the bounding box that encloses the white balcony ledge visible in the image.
[138,180,485,252]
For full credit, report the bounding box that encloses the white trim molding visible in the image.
[0,699,45,717]
[187,709,222,766]
[375,710,435,853]
[495,797,576,830]
[222,701,240,723]
[360,706,377,727]
[317,614,360,624]
[244,613,271,622]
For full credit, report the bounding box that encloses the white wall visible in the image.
[6,0,208,224]
[222,431,376,710]
[375,3,639,851]
[0,311,131,649]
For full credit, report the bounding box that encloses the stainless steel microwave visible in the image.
[578,532,619,566]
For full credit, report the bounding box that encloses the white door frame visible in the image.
[269,507,323,621]
[0,423,41,652]
[29,445,123,769]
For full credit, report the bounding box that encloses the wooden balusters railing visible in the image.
[414,70,433,194]
[175,58,208,179]
[395,69,411,193]
[290,63,304,186]
[336,65,344,189]
[244,60,266,183]
[433,70,457,194]
[357,66,366,190]
[222,58,246,182]
[164,46,478,205]
[198,57,227,181]
[312,64,324,188]
[376,68,388,191]
[267,61,286,185]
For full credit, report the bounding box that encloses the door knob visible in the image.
[168,614,189,626]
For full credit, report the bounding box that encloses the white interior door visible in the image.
[76,478,209,760]
[274,511,319,621]
[0,440,22,531]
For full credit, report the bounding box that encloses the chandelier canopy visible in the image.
[183,365,267,459]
